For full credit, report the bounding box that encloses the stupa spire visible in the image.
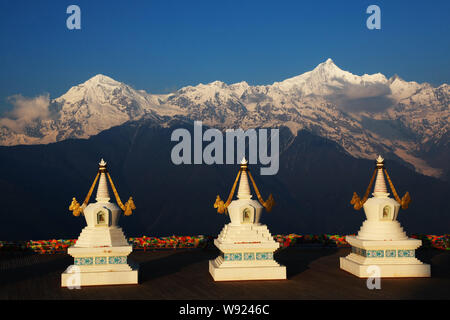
[373,155,388,195]
[96,159,111,202]
[237,157,252,200]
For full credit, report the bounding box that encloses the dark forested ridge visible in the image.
[0,119,448,240]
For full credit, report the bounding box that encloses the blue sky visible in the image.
[0,0,449,112]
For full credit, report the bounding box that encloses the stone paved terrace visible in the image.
[0,247,449,300]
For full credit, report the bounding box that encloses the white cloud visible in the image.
[327,81,394,113]
[0,94,51,132]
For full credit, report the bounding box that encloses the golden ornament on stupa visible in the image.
[213,158,274,214]
[350,156,411,211]
[69,159,136,217]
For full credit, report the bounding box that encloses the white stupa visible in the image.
[340,156,430,278]
[61,159,138,287]
[209,158,286,281]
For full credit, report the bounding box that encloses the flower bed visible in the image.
[0,234,448,254]
[274,234,352,248]
[272,234,450,250]
[411,234,450,251]
[129,235,213,251]
[0,239,77,254]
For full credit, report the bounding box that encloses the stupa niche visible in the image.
[340,156,430,278]
[209,158,286,281]
[61,159,138,287]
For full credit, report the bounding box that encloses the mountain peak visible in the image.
[389,74,404,83]
[313,58,342,73]
[84,74,121,86]
[273,58,351,92]
[58,74,124,102]
[209,80,226,87]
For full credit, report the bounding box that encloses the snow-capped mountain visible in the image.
[0,74,180,145]
[0,59,448,178]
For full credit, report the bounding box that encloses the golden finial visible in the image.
[376,155,384,165]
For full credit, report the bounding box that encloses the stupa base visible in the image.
[209,259,286,281]
[61,245,139,287]
[61,268,138,287]
[340,236,430,278]
[340,257,430,278]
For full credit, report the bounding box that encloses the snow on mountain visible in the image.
[0,60,448,178]
[272,58,388,96]
[0,74,182,145]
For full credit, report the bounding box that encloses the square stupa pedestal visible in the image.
[340,236,430,278]
[61,245,138,287]
[209,228,286,281]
